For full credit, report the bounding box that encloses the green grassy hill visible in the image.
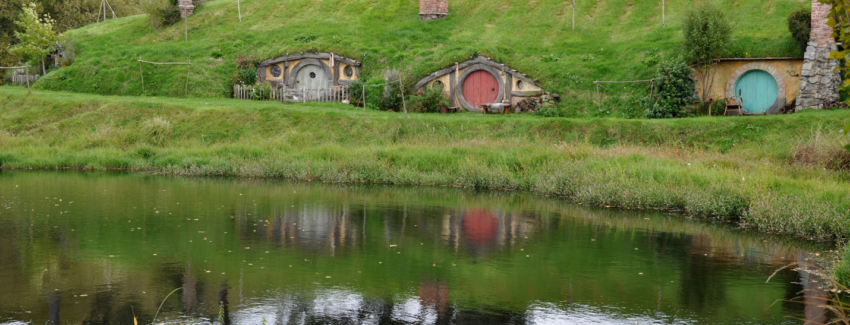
[36,0,805,112]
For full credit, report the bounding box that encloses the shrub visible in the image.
[788,8,812,55]
[382,70,403,111]
[249,82,271,100]
[142,0,181,30]
[142,116,173,145]
[349,77,385,110]
[646,57,695,119]
[409,83,449,113]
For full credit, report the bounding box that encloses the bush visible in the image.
[143,0,181,29]
[788,8,812,55]
[382,70,403,111]
[349,77,385,110]
[249,83,271,100]
[409,83,449,113]
[646,57,695,119]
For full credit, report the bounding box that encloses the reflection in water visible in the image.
[47,292,59,325]
[0,171,837,324]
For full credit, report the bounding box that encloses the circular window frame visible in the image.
[456,64,505,112]
[724,63,785,114]
[344,66,354,78]
[517,80,524,90]
[309,72,317,79]
[270,65,282,78]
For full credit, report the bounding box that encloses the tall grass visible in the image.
[1,88,849,243]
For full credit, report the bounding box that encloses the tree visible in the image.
[682,2,731,106]
[9,2,61,86]
[819,0,850,97]
[646,57,695,119]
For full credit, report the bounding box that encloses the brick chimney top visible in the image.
[420,0,448,21]
[811,0,834,47]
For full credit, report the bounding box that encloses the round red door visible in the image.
[462,70,499,109]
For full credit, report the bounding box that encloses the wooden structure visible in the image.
[415,56,544,112]
[138,58,192,96]
[723,95,744,116]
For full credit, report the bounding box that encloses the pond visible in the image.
[0,171,833,324]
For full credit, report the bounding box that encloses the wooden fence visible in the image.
[234,84,350,104]
[10,74,39,86]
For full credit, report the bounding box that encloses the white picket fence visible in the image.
[234,84,350,104]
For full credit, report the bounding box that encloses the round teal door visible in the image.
[733,70,779,114]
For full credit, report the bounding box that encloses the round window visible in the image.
[310,72,316,79]
[433,80,444,89]
[270,65,282,78]
[517,80,524,90]
[344,66,354,78]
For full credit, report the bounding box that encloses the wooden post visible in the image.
[572,0,575,31]
[662,0,665,27]
[41,58,45,75]
[25,66,31,93]
[139,57,144,94]
[399,79,408,116]
[595,82,600,111]
[362,84,366,118]
[105,0,115,18]
[184,17,188,42]
[303,87,306,103]
[185,58,191,97]
[237,0,242,22]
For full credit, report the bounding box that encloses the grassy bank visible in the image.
[31,0,806,113]
[2,87,849,242]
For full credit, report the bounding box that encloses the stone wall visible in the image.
[797,0,840,111]
[420,0,448,21]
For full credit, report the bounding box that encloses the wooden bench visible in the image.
[482,103,512,114]
[724,95,744,116]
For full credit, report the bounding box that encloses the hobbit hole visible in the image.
[415,56,547,112]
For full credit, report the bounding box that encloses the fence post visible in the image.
[303,87,306,103]
[25,66,30,93]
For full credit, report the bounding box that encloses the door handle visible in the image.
[492,88,495,91]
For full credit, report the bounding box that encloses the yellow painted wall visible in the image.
[695,59,803,104]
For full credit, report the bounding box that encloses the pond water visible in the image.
[0,171,833,324]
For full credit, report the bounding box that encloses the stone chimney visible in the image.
[420,0,448,21]
[797,0,840,111]
[178,0,195,18]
